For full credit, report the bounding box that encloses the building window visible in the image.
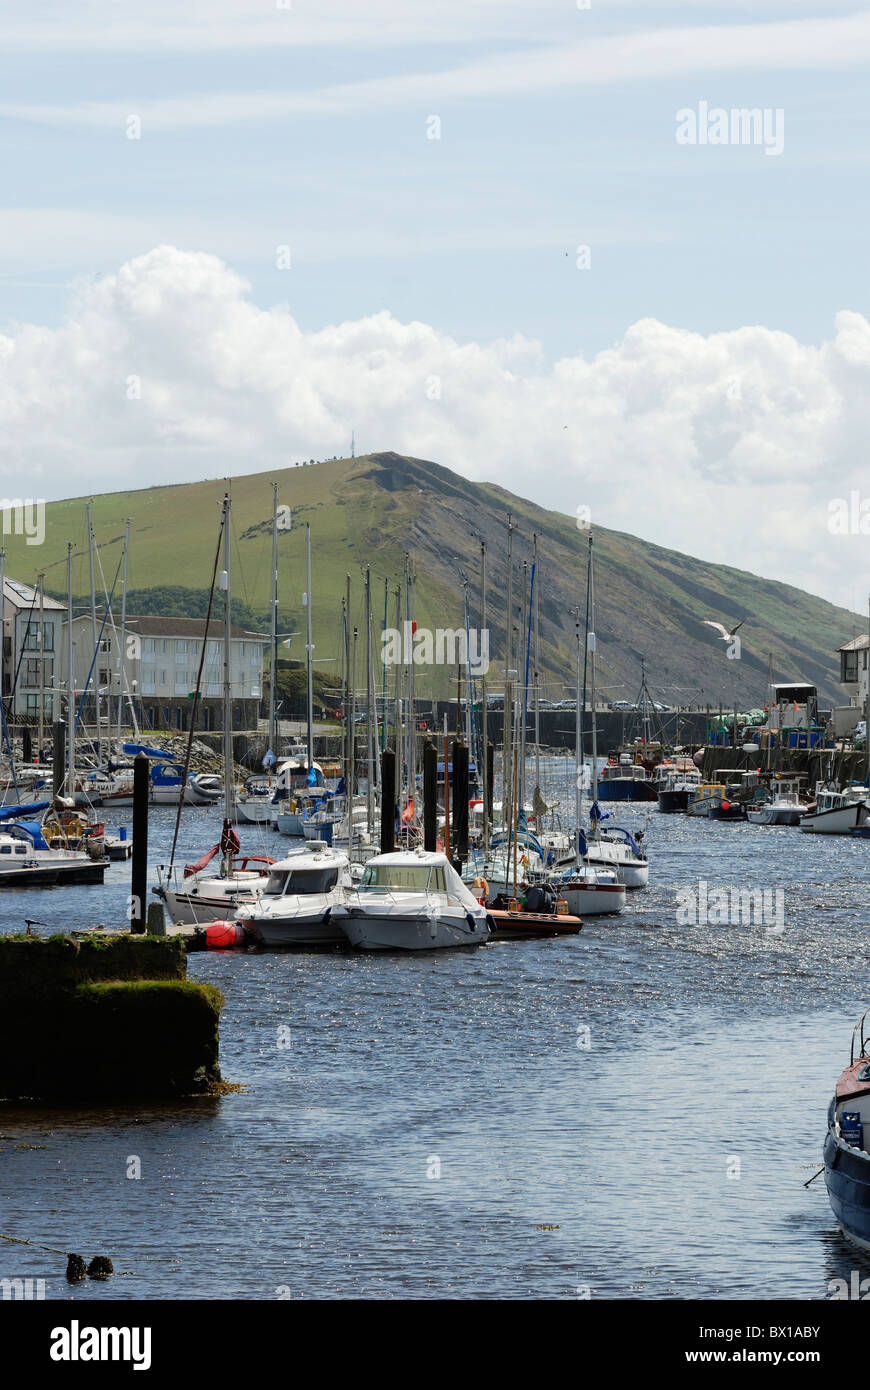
[142,637,156,656]
[174,675,189,695]
[843,651,859,684]
[42,623,54,652]
[175,640,188,662]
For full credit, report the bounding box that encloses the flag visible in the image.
[401,798,415,823]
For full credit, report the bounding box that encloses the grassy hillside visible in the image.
[2,452,861,705]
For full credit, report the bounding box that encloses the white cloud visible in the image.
[0,243,866,610]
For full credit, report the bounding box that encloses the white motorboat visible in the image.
[233,777,279,825]
[238,845,354,946]
[747,777,804,826]
[800,786,870,835]
[342,848,490,951]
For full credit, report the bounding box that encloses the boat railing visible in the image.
[850,1009,870,1064]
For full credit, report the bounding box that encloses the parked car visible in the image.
[653,701,671,712]
[608,700,634,710]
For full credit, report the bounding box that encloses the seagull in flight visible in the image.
[702,619,745,640]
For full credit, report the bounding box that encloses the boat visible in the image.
[487,906,582,939]
[580,821,649,888]
[686,782,746,821]
[238,844,355,946]
[342,848,490,951]
[824,1010,870,1251]
[153,496,275,923]
[596,753,657,802]
[655,761,702,813]
[233,775,280,825]
[157,839,276,924]
[800,785,870,835]
[461,827,548,898]
[121,743,223,805]
[548,864,627,916]
[0,803,105,885]
[746,776,804,826]
[576,533,650,889]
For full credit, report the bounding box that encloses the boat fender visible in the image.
[204,920,246,949]
[465,911,476,931]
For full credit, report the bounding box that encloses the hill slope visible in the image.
[3,452,861,706]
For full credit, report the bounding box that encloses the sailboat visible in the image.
[156,495,275,924]
[576,533,649,890]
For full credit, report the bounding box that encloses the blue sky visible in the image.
[0,1,869,611]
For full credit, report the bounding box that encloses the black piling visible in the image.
[380,748,396,854]
[21,727,31,766]
[131,753,149,934]
[52,721,64,797]
[422,738,437,851]
[452,740,469,864]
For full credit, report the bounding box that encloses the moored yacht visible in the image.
[238,844,354,946]
[343,849,490,951]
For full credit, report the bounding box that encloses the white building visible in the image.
[65,614,268,734]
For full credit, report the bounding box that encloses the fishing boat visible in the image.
[824,1010,870,1251]
[686,782,746,821]
[655,761,702,813]
[746,776,804,826]
[596,753,657,802]
[238,844,354,946]
[342,849,490,951]
[800,786,870,835]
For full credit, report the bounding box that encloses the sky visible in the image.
[0,0,869,612]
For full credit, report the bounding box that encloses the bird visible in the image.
[702,620,745,640]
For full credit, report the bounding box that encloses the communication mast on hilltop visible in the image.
[351,430,355,459]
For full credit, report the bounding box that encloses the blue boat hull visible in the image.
[596,781,656,802]
[824,1098,870,1250]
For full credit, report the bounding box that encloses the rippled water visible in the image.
[2,789,870,1299]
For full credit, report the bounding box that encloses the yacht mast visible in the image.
[305,523,314,777]
[221,495,233,873]
[86,502,102,761]
[117,518,130,746]
[66,542,75,795]
[269,483,279,761]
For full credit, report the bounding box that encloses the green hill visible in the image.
[3,451,861,706]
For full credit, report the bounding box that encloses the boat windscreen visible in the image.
[287,868,339,894]
[359,865,446,893]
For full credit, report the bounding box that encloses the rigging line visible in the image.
[73,552,124,743]
[168,512,225,872]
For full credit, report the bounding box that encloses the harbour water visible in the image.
[2,790,870,1300]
